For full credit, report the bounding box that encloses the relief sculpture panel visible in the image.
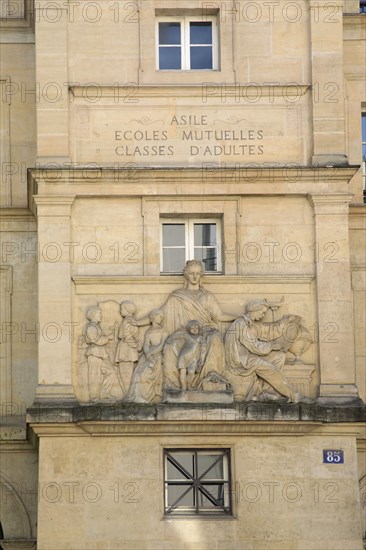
[77,261,314,405]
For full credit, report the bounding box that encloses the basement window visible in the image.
[164,449,232,516]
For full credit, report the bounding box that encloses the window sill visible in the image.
[162,514,237,521]
[156,69,220,73]
[160,272,223,276]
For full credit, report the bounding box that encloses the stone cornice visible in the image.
[349,204,366,229]
[72,274,314,285]
[33,195,76,217]
[28,420,366,438]
[308,193,355,214]
[308,193,354,205]
[0,208,36,232]
[0,542,37,550]
[27,403,366,437]
[0,437,38,453]
[72,274,315,295]
[350,204,366,211]
[28,166,359,199]
[343,13,366,34]
[33,196,76,206]
[29,166,359,185]
[69,84,311,100]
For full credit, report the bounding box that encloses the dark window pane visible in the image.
[163,224,185,246]
[362,114,366,140]
[197,454,223,479]
[163,248,186,272]
[159,22,181,45]
[190,46,213,69]
[194,247,217,271]
[199,484,225,507]
[190,22,212,44]
[194,223,216,246]
[159,47,181,70]
[167,453,194,479]
[362,144,366,161]
[167,485,194,507]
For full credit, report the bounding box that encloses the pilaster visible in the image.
[309,192,359,401]
[34,195,76,402]
[309,0,347,166]
[35,0,70,163]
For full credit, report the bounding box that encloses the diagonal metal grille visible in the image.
[164,449,232,515]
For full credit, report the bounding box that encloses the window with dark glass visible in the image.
[156,17,218,70]
[161,219,221,273]
[164,449,232,515]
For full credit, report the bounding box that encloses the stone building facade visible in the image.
[1,0,366,548]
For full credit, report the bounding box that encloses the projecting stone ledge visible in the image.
[26,400,366,425]
[163,388,234,404]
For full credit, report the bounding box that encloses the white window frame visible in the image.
[155,16,218,71]
[160,218,222,274]
[164,448,232,516]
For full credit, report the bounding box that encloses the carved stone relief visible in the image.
[78,260,314,404]
[126,308,168,404]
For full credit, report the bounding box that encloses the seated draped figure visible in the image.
[225,299,312,403]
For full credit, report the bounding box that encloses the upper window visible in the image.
[361,1,366,14]
[164,449,232,516]
[156,16,218,70]
[161,219,221,273]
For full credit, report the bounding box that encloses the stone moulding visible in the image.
[69,84,311,100]
[28,166,359,188]
[26,402,366,430]
[71,275,315,295]
[0,542,36,550]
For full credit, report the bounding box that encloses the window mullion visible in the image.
[213,17,217,69]
[186,221,192,262]
[155,20,159,70]
[184,18,190,70]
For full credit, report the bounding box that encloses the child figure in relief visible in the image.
[126,308,169,404]
[114,300,141,396]
[177,320,207,390]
